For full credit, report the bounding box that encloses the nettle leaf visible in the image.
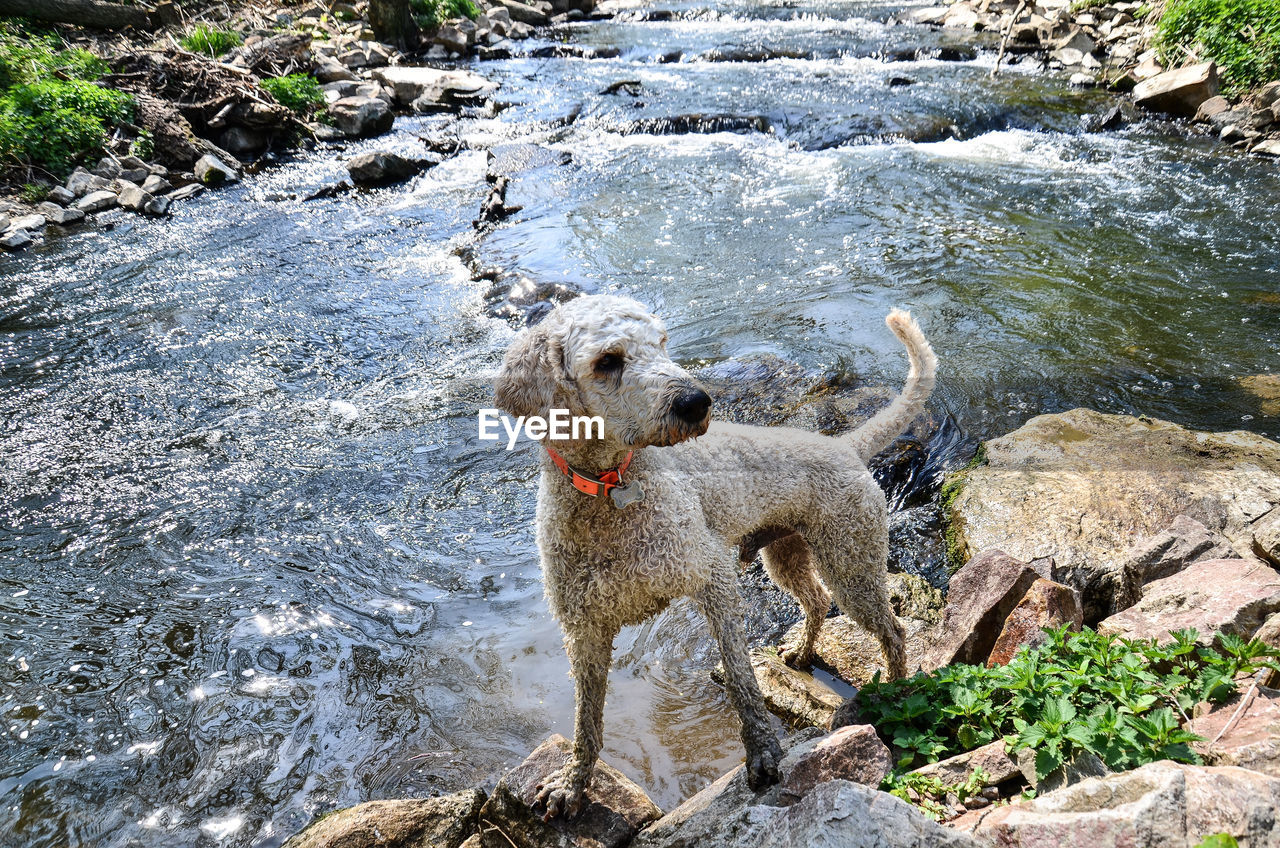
[1035,745,1065,780]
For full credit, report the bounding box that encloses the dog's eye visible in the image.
[594,353,624,374]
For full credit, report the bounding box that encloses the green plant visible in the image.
[409,0,481,30]
[1069,0,1109,11]
[859,625,1280,785]
[1195,836,1240,848]
[261,73,325,116]
[883,767,990,820]
[18,182,48,202]
[1134,3,1153,19]
[1155,0,1280,95]
[180,25,243,57]
[129,129,154,161]
[0,28,133,176]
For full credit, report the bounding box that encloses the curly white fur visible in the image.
[493,294,938,820]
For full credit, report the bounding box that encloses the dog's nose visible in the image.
[672,388,711,423]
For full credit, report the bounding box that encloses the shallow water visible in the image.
[2,0,1279,844]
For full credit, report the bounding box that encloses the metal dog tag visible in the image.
[609,481,644,509]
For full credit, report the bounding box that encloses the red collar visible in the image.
[544,446,634,499]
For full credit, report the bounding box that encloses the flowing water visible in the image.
[2,0,1279,844]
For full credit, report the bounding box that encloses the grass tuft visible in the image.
[179,25,243,57]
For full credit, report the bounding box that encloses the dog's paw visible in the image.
[534,767,586,822]
[780,644,813,669]
[745,738,783,791]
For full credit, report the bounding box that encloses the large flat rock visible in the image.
[946,409,1280,623]
[1097,558,1280,645]
[957,761,1280,847]
[372,66,497,109]
[1134,61,1219,118]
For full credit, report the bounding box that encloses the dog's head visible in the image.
[494,295,711,449]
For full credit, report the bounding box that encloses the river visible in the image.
[2,0,1278,844]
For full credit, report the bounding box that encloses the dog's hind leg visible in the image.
[694,565,783,790]
[761,534,830,669]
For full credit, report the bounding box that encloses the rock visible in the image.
[887,572,945,624]
[778,614,934,687]
[314,54,357,82]
[1190,687,1280,777]
[167,184,205,203]
[141,174,173,196]
[986,578,1083,667]
[924,550,1042,669]
[1054,47,1085,66]
[47,186,75,206]
[65,168,108,197]
[778,724,892,802]
[911,740,1023,789]
[329,95,394,138]
[1,229,32,250]
[9,214,45,232]
[945,409,1280,624]
[119,166,149,183]
[346,151,430,186]
[36,203,84,226]
[1069,72,1096,87]
[93,156,121,179]
[283,789,485,848]
[1253,507,1280,566]
[371,66,497,111]
[75,190,118,213]
[145,195,172,217]
[943,5,980,27]
[636,777,982,848]
[220,127,268,156]
[437,24,469,54]
[1195,95,1232,122]
[1133,50,1164,80]
[960,761,1280,847]
[1054,28,1097,55]
[1016,748,1108,793]
[118,184,155,213]
[732,648,844,727]
[322,80,360,100]
[1254,138,1280,157]
[194,154,240,186]
[1118,514,1240,607]
[1098,558,1280,645]
[475,734,660,848]
[1134,61,1219,118]
[491,0,551,26]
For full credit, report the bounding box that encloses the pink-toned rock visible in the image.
[1118,514,1239,610]
[778,724,892,802]
[987,578,1083,667]
[960,761,1280,847]
[912,739,1023,788]
[1254,507,1280,567]
[1190,687,1280,777]
[476,734,660,848]
[1097,558,1280,645]
[1134,61,1219,118]
[924,550,1042,669]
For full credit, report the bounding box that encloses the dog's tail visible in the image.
[846,309,937,463]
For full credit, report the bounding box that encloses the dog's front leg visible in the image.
[535,624,616,821]
[694,569,783,790]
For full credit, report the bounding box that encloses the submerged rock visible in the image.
[346,151,431,186]
[945,409,1280,624]
[283,790,485,848]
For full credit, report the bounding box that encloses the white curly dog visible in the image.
[493,294,937,820]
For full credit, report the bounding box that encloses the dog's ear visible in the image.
[494,320,569,419]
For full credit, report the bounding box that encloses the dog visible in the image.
[493,294,937,820]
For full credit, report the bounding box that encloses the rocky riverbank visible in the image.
[0,0,598,253]
[906,0,1280,156]
[281,408,1280,848]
